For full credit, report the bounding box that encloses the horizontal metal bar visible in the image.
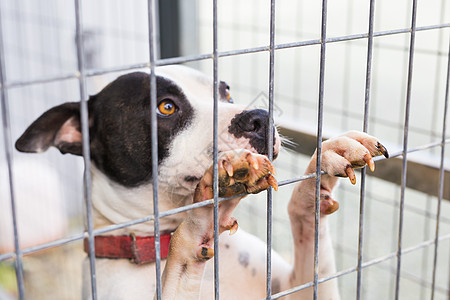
[3,23,449,90]
[0,175,328,261]
[0,232,87,262]
[279,120,450,199]
[373,146,450,201]
[1,136,448,262]
[379,140,450,159]
[271,266,358,299]
[0,196,230,261]
[269,88,447,138]
[339,185,450,224]
[5,72,80,89]
[332,243,450,294]
[0,252,13,261]
[270,232,450,299]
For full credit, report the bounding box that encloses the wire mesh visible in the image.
[0,1,449,300]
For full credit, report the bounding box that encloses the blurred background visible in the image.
[0,0,449,299]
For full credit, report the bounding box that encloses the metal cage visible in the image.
[0,0,449,299]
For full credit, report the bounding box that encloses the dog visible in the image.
[15,65,388,299]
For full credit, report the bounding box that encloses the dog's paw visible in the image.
[291,131,389,218]
[195,149,278,201]
[184,150,277,260]
[321,131,389,185]
[217,150,278,196]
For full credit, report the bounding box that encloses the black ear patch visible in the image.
[15,71,195,187]
[15,102,83,156]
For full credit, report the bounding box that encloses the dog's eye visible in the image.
[157,100,176,116]
[225,88,233,103]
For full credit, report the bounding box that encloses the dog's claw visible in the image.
[345,165,356,185]
[267,173,278,191]
[229,220,239,235]
[269,163,277,176]
[247,153,259,170]
[377,142,389,158]
[215,150,278,197]
[223,160,234,177]
[363,153,375,172]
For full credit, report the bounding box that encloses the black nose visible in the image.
[228,109,275,155]
[234,109,267,137]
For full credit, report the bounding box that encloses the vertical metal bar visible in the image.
[0,5,26,299]
[147,0,162,299]
[74,1,97,299]
[427,7,447,297]
[356,0,375,299]
[266,0,276,298]
[341,0,354,131]
[74,2,98,299]
[420,196,432,300]
[314,0,328,299]
[430,34,450,300]
[212,0,220,298]
[394,0,417,299]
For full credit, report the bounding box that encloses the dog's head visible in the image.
[16,65,281,196]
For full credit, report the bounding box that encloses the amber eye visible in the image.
[225,89,233,103]
[157,99,176,116]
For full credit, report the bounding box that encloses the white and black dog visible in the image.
[16,65,388,299]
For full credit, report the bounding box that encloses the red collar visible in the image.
[83,232,172,265]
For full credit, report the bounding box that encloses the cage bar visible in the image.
[266,0,276,298]
[212,0,220,298]
[395,0,418,299]
[430,32,450,300]
[0,4,25,299]
[313,0,328,298]
[74,0,97,298]
[146,0,163,299]
[356,0,376,298]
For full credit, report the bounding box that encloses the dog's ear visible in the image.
[15,102,85,156]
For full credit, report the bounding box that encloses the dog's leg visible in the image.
[160,150,277,299]
[285,131,388,299]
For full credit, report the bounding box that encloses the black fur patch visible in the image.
[89,72,194,187]
[16,72,195,187]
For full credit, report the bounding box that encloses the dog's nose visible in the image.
[232,109,268,138]
[228,109,276,156]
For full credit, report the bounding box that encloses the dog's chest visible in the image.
[87,230,268,299]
